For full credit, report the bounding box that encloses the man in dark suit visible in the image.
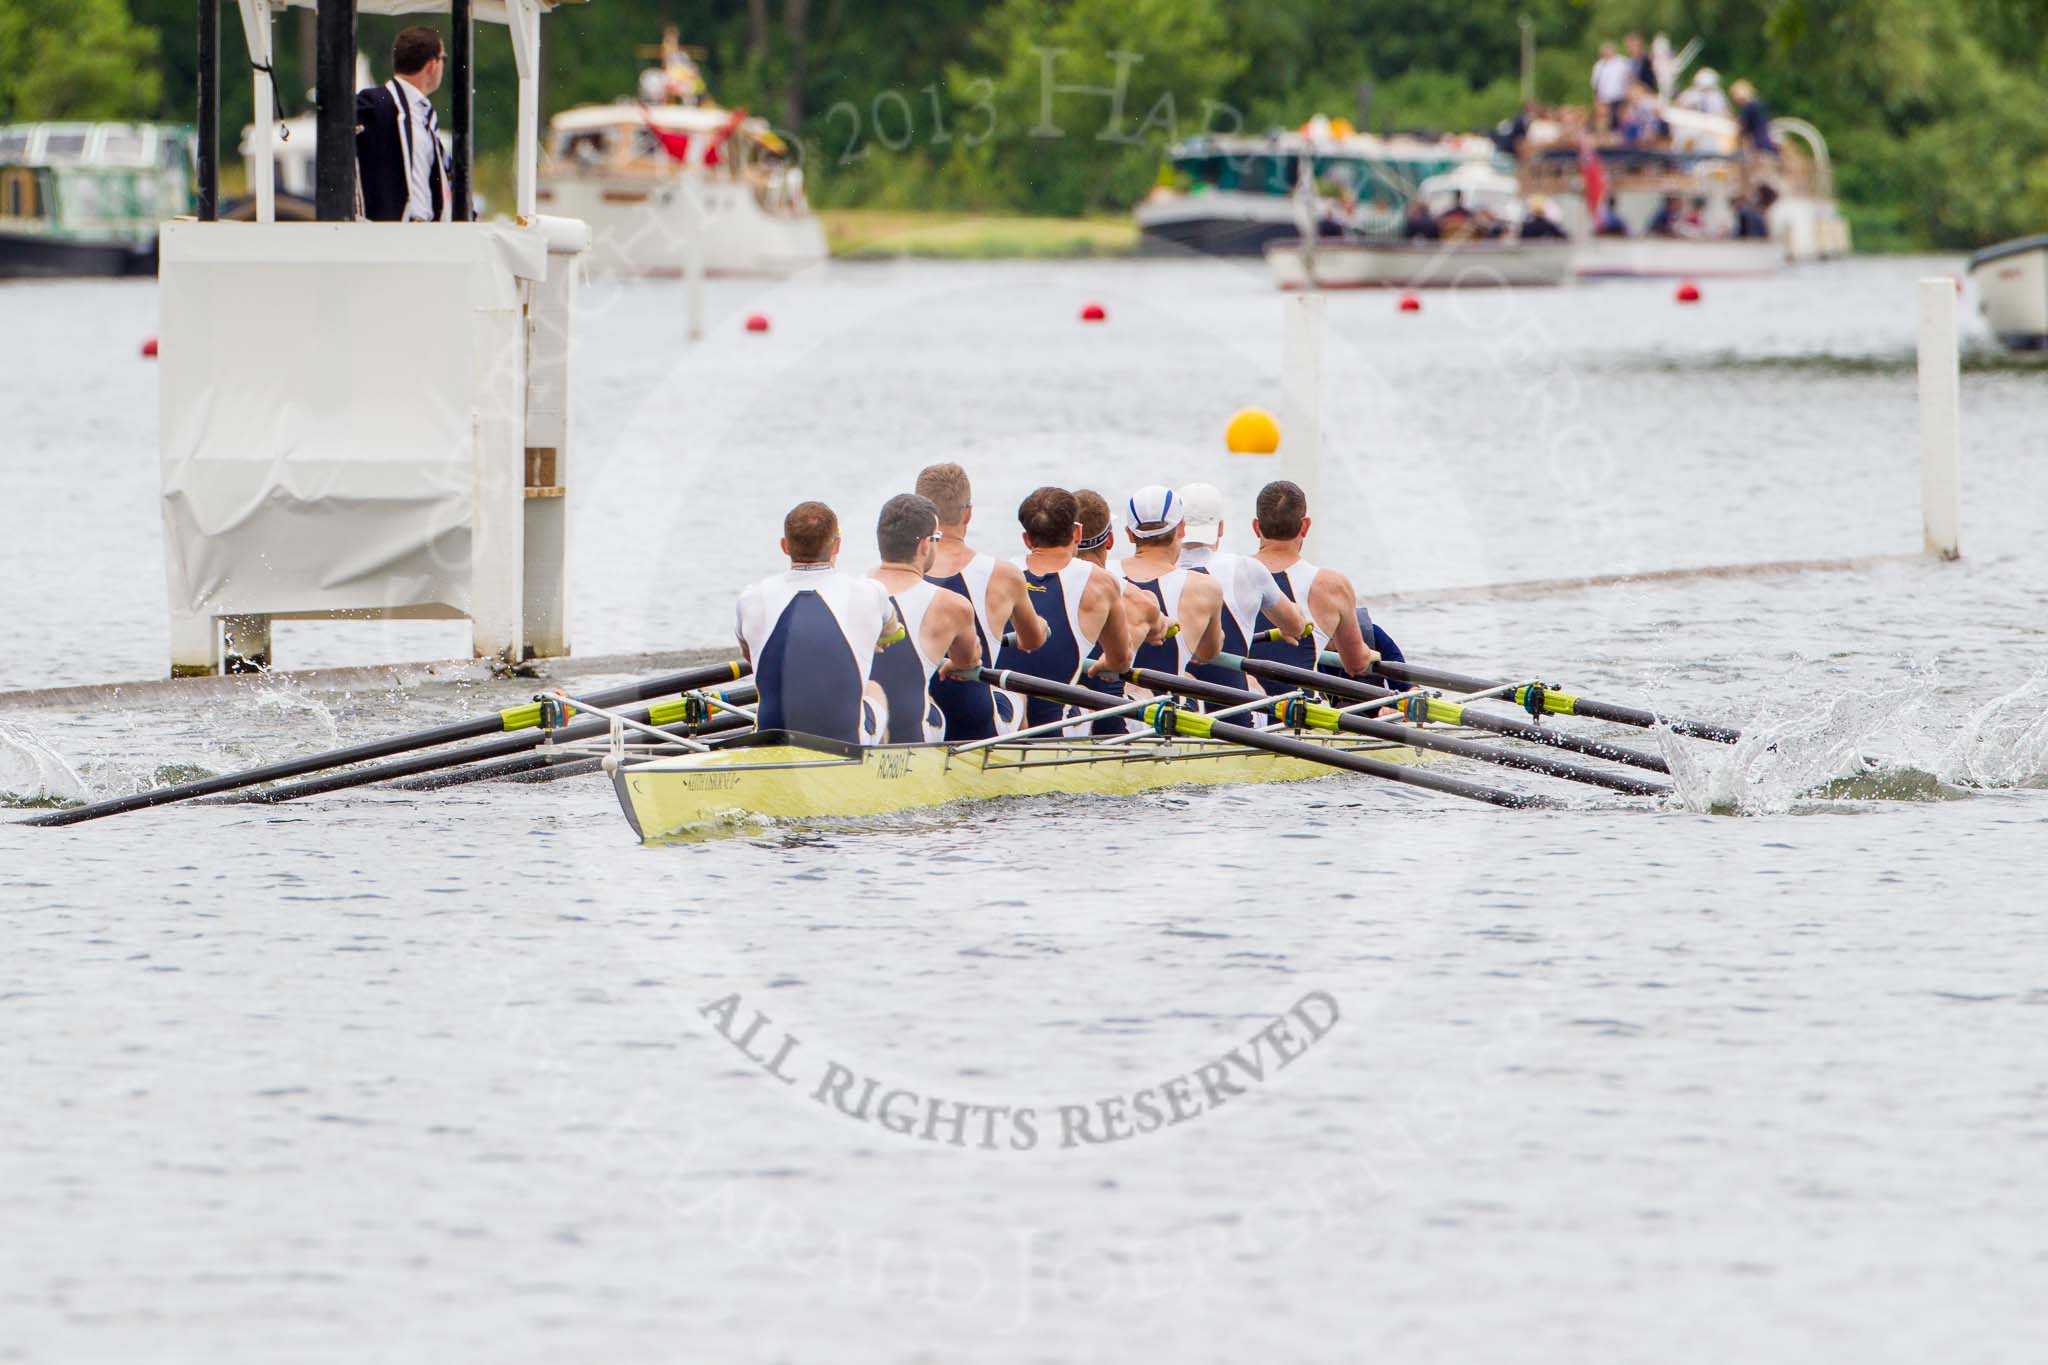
[355,27,448,222]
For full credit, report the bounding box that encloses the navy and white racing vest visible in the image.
[869,579,948,743]
[735,566,891,745]
[924,552,1017,742]
[992,558,1096,731]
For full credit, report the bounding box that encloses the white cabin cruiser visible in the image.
[536,28,824,277]
[1137,128,1501,257]
[1967,235,2048,349]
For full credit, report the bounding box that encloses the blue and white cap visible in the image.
[1126,485,1183,538]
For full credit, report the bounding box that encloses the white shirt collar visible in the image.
[394,77,432,115]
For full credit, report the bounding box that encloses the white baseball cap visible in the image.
[1179,481,1225,547]
[1125,485,1184,538]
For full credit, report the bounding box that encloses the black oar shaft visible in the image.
[1226,654,1668,773]
[979,668,1537,809]
[1361,658,1741,744]
[22,660,749,828]
[1129,668,1669,798]
[247,700,755,804]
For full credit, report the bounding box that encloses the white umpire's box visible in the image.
[158,217,585,673]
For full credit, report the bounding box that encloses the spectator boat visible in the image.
[1136,128,1502,257]
[0,123,195,278]
[1264,163,1575,288]
[1518,111,1850,278]
[1967,235,2048,350]
[536,27,824,277]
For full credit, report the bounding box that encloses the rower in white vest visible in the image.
[1118,484,1225,681]
[1248,478,1380,682]
[734,500,901,745]
[867,493,982,742]
[991,486,1135,730]
[1174,480,1308,704]
[915,462,1048,742]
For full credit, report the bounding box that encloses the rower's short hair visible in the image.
[914,462,972,524]
[783,500,839,562]
[1074,489,1111,546]
[1017,486,1078,549]
[392,26,444,76]
[1255,480,1308,540]
[876,493,938,563]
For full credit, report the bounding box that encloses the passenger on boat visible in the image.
[735,501,901,746]
[1731,81,1778,154]
[1119,486,1225,683]
[867,494,981,743]
[1591,42,1634,131]
[1596,195,1631,237]
[915,462,1048,742]
[1625,33,1657,93]
[1620,83,1669,146]
[1176,482,1306,705]
[1647,193,1682,237]
[1732,191,1770,239]
[1677,68,1730,118]
[1247,481,1380,690]
[991,487,1135,730]
[1402,197,1440,241]
[1520,196,1568,240]
[1437,192,1476,241]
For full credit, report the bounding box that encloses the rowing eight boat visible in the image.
[609,727,1448,842]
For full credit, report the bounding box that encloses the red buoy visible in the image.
[1675,280,1702,303]
[1079,302,1107,322]
[1397,293,1421,313]
[140,336,159,358]
[744,313,770,333]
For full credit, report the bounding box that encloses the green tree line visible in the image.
[4,0,2043,248]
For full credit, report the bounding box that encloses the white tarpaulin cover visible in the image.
[159,220,546,621]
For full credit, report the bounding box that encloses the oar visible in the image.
[1129,668,1670,798]
[230,685,759,805]
[979,668,1542,809]
[1217,654,1669,773]
[21,660,751,828]
[1335,655,1741,744]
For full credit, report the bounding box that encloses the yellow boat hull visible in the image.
[610,731,1438,842]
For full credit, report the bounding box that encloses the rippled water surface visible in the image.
[3,257,2046,1362]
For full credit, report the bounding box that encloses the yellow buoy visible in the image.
[1225,407,1281,455]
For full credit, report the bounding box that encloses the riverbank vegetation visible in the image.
[8,0,2043,251]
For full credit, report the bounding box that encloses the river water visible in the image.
[2,255,2045,1362]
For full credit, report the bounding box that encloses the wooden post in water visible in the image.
[1917,278,1962,560]
[1281,293,1325,513]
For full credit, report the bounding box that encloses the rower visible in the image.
[1175,481,1307,704]
[991,487,1135,730]
[1118,485,1224,681]
[1077,489,1170,643]
[735,501,901,745]
[1248,479,1381,685]
[1072,488,1164,735]
[915,462,1048,742]
[867,493,981,742]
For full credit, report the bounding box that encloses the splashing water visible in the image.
[1936,672,2048,789]
[0,720,90,807]
[1659,679,1937,816]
